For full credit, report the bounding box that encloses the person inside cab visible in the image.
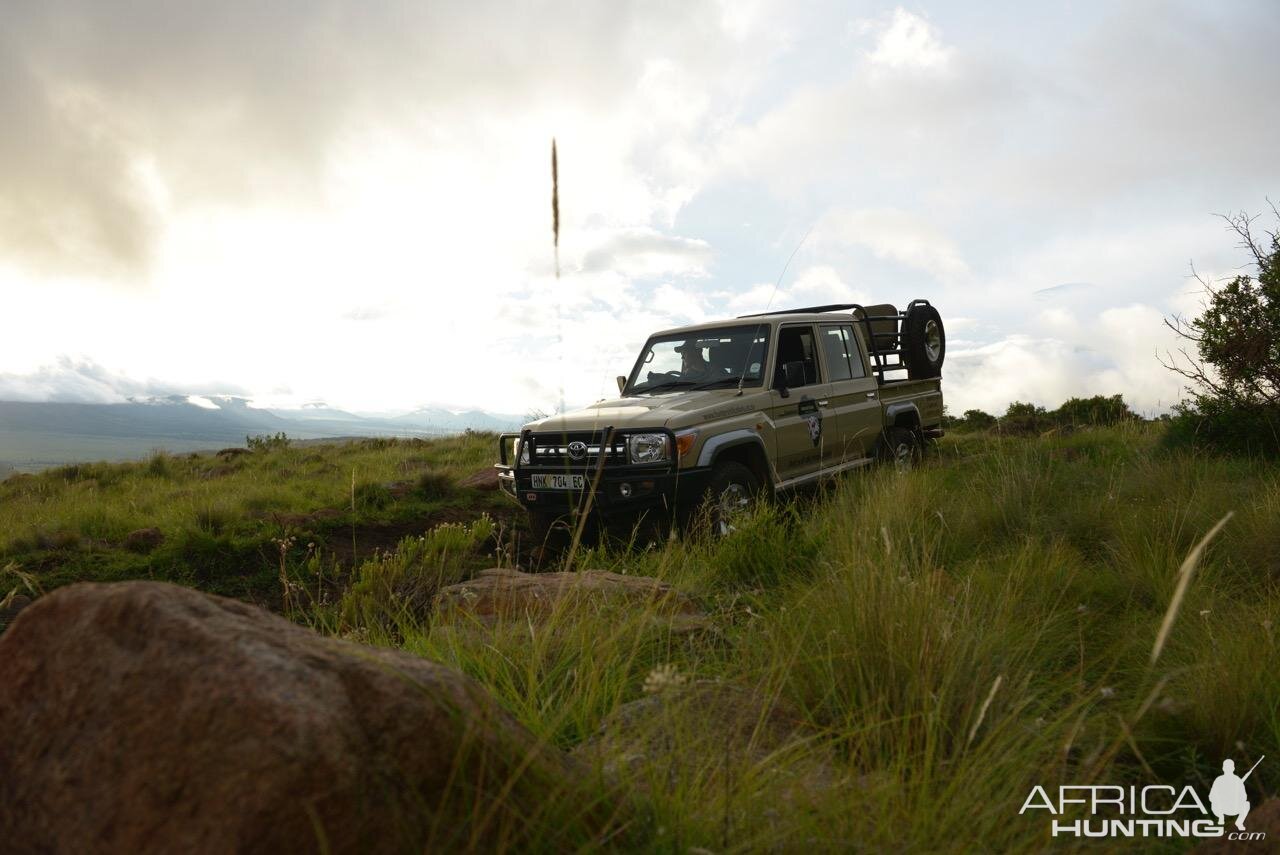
[675,339,710,381]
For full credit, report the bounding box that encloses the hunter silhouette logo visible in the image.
[1020,755,1267,841]
[1210,756,1263,831]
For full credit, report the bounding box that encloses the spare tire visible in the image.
[902,303,945,379]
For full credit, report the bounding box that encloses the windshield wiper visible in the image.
[636,379,697,394]
[690,375,745,390]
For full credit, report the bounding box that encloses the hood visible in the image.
[524,389,746,433]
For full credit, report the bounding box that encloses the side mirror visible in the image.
[616,375,627,394]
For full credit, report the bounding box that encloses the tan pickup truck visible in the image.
[497,301,945,535]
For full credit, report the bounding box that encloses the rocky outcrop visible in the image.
[0,593,31,634]
[458,468,500,491]
[435,567,701,624]
[0,581,622,853]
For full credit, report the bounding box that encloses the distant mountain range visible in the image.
[0,397,524,472]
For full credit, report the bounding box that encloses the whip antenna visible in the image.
[736,225,814,395]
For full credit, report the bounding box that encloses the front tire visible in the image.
[526,510,571,568]
[704,461,761,537]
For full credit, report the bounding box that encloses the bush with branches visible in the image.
[1163,205,1280,455]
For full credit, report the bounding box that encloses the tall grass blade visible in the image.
[1149,511,1233,666]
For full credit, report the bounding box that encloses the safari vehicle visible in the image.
[496,301,945,536]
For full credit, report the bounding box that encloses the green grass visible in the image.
[0,433,511,607]
[4,422,1278,850]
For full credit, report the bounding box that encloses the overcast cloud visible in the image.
[2,0,1277,415]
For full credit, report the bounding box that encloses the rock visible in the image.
[435,567,701,624]
[1194,797,1280,853]
[0,582,622,853]
[0,593,31,634]
[122,527,165,553]
[458,468,501,491]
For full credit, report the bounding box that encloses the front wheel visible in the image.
[525,510,572,568]
[879,427,921,473]
[703,461,761,537]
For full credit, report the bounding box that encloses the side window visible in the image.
[774,325,821,388]
[820,325,854,381]
[841,325,866,378]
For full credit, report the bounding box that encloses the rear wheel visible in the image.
[879,427,921,473]
[704,461,761,537]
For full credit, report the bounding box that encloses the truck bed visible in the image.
[878,377,944,430]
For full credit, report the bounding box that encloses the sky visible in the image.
[2,0,1277,417]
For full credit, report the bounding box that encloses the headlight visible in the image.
[628,433,669,464]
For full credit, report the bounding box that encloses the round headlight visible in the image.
[628,433,669,464]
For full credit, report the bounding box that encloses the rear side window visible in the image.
[841,325,866,378]
[820,324,863,381]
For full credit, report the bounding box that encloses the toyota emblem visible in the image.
[567,441,588,460]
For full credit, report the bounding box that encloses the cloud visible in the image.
[0,0,784,281]
[817,209,969,282]
[1,0,1276,419]
[943,301,1186,415]
[579,228,713,278]
[0,357,249,404]
[859,8,954,72]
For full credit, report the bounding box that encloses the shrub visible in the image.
[1054,394,1139,427]
[1162,396,1280,456]
[146,452,174,478]
[338,515,496,628]
[353,481,394,512]
[413,470,454,500]
[998,401,1049,435]
[1163,206,1280,455]
[247,432,291,452]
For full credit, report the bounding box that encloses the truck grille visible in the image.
[529,432,627,467]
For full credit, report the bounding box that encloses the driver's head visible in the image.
[676,340,706,371]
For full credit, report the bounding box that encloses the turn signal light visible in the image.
[674,431,698,460]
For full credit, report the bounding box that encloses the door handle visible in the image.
[866,392,877,398]
[817,399,829,406]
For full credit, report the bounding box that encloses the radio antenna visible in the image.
[736,225,814,395]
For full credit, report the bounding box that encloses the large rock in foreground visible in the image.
[435,567,701,624]
[0,582,620,853]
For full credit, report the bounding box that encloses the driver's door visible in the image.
[768,324,831,481]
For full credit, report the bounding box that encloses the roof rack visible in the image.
[737,303,863,318]
[737,299,935,384]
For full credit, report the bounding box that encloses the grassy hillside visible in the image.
[4,424,1278,850]
[0,433,512,607]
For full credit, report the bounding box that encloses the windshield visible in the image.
[625,324,771,395]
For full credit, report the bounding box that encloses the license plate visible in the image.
[531,473,585,490]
